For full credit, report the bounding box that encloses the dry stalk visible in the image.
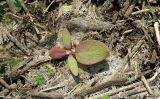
[8,13,46,30]
[127,67,157,84]
[7,32,31,55]
[123,39,144,71]
[43,0,56,14]
[149,67,160,81]
[131,9,150,15]
[124,86,158,96]
[87,66,160,99]
[0,78,11,90]
[119,0,130,16]
[27,90,64,99]
[75,78,127,97]
[96,0,114,15]
[86,76,156,99]
[141,76,153,95]
[154,22,160,46]
[67,17,114,31]
[40,80,67,92]
[124,0,138,16]
[7,50,51,78]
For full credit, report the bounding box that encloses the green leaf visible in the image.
[12,0,22,12]
[67,55,78,76]
[62,28,72,49]
[102,95,110,99]
[2,13,13,24]
[75,40,109,65]
[9,57,20,67]
[35,72,46,85]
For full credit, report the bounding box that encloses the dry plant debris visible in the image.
[0,0,160,98]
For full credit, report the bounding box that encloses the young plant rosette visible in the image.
[49,28,109,76]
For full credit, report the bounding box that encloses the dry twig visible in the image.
[43,0,56,14]
[0,78,11,90]
[27,90,64,99]
[75,78,127,97]
[154,22,160,46]
[7,32,31,55]
[8,13,46,30]
[87,78,153,98]
[67,17,114,31]
[141,76,153,95]
[96,0,114,15]
[8,50,51,78]
[124,0,138,16]
[131,9,150,15]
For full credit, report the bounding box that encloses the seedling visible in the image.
[102,95,110,99]
[35,71,46,85]
[49,28,109,76]
[9,57,20,67]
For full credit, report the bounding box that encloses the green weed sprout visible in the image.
[49,28,109,76]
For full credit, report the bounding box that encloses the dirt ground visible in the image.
[0,0,160,99]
